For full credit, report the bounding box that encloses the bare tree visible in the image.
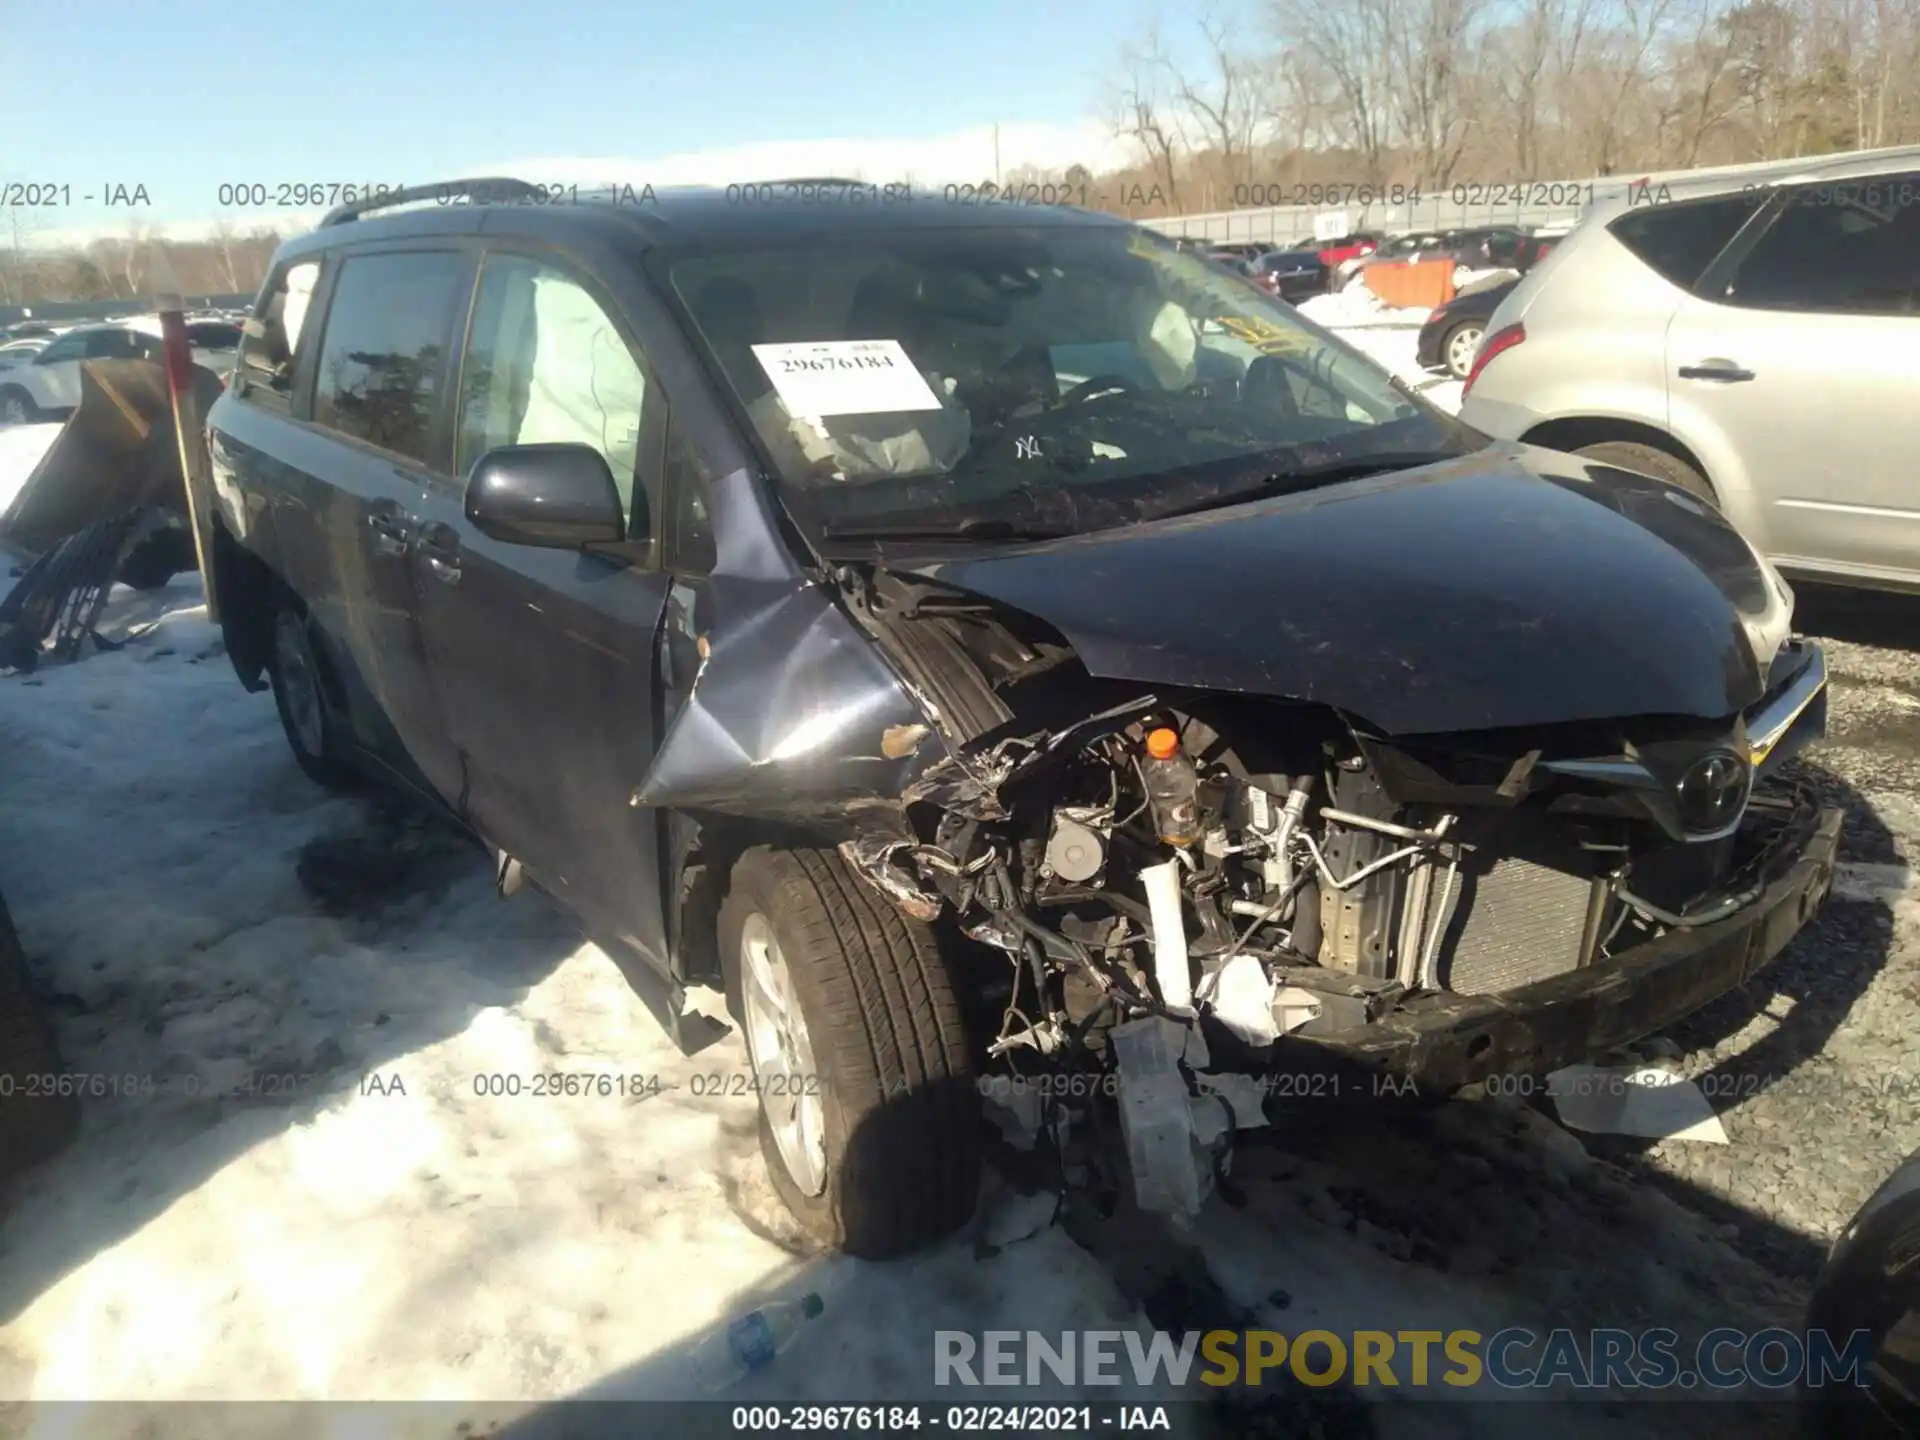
[1110,32,1189,211]
[1385,0,1490,185]
[209,219,242,293]
[1265,0,1398,186]
[1164,8,1270,197]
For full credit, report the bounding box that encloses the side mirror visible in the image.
[465,443,627,549]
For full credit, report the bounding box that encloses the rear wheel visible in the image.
[718,846,979,1258]
[1573,441,1718,508]
[269,601,357,791]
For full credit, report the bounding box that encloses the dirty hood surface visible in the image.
[891,445,1778,735]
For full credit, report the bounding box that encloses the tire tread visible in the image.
[725,846,978,1257]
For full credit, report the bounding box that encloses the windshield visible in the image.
[656,223,1482,544]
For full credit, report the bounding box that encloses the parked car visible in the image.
[1318,231,1383,278]
[1460,151,1920,592]
[1418,276,1519,379]
[0,317,235,423]
[1250,247,1331,302]
[0,338,48,370]
[1802,1144,1920,1437]
[204,177,1838,1257]
[1512,226,1570,272]
[1345,228,1530,291]
[185,319,244,381]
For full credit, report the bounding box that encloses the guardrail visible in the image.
[1147,141,1920,246]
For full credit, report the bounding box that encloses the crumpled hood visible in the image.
[892,444,1782,735]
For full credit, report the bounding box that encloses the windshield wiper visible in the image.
[819,516,1074,543]
[1150,451,1464,523]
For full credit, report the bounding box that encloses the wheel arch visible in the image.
[211,517,277,693]
[1519,416,1718,500]
[665,810,872,991]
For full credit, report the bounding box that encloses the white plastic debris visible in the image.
[1193,1072,1272,1130]
[1548,1064,1729,1143]
[980,1081,1046,1151]
[1272,986,1323,1035]
[1181,1021,1211,1070]
[1140,859,1194,1013]
[1111,1015,1209,1223]
[1200,953,1281,1046]
[1188,1093,1231,1151]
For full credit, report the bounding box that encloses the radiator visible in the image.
[1424,848,1596,996]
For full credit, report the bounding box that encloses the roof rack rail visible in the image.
[319,177,545,228]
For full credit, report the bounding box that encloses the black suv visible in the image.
[206,178,1837,1256]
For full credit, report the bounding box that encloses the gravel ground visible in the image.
[1600,588,1920,1278]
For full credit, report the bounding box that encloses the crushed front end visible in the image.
[834,567,1840,1222]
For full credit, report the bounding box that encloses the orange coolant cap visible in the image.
[1145,727,1181,760]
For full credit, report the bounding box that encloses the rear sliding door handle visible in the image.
[1678,360,1756,382]
[415,523,463,584]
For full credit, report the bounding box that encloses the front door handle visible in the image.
[416,522,462,585]
[1678,359,1756,382]
[366,502,412,556]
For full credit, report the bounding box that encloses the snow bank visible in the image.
[1297,285,1430,330]
[0,423,62,522]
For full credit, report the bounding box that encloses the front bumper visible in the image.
[1283,798,1843,1094]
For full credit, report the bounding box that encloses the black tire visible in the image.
[1441,320,1485,380]
[268,600,358,791]
[1573,440,1718,508]
[0,387,36,426]
[718,846,979,1258]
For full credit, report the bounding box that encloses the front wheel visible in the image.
[718,846,980,1258]
[0,388,36,425]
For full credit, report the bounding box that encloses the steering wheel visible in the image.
[1056,373,1140,408]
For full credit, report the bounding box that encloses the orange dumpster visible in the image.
[1363,256,1458,310]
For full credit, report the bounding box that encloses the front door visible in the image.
[1666,174,1920,581]
[409,250,677,967]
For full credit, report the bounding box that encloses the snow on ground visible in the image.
[1299,289,1463,416]
[0,425,62,519]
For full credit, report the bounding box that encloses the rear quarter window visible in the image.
[235,260,321,414]
[1608,193,1767,290]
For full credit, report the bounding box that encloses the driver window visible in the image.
[458,254,651,532]
[35,333,86,364]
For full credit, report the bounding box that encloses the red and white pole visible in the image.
[150,254,221,624]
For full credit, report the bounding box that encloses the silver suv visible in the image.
[1459,149,1920,592]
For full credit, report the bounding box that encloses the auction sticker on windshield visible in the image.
[751,340,943,417]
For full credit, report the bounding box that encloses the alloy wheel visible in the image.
[739,911,829,1197]
[1447,324,1485,380]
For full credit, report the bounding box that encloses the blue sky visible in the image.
[6,0,1159,235]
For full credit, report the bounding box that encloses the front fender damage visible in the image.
[630,469,957,830]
